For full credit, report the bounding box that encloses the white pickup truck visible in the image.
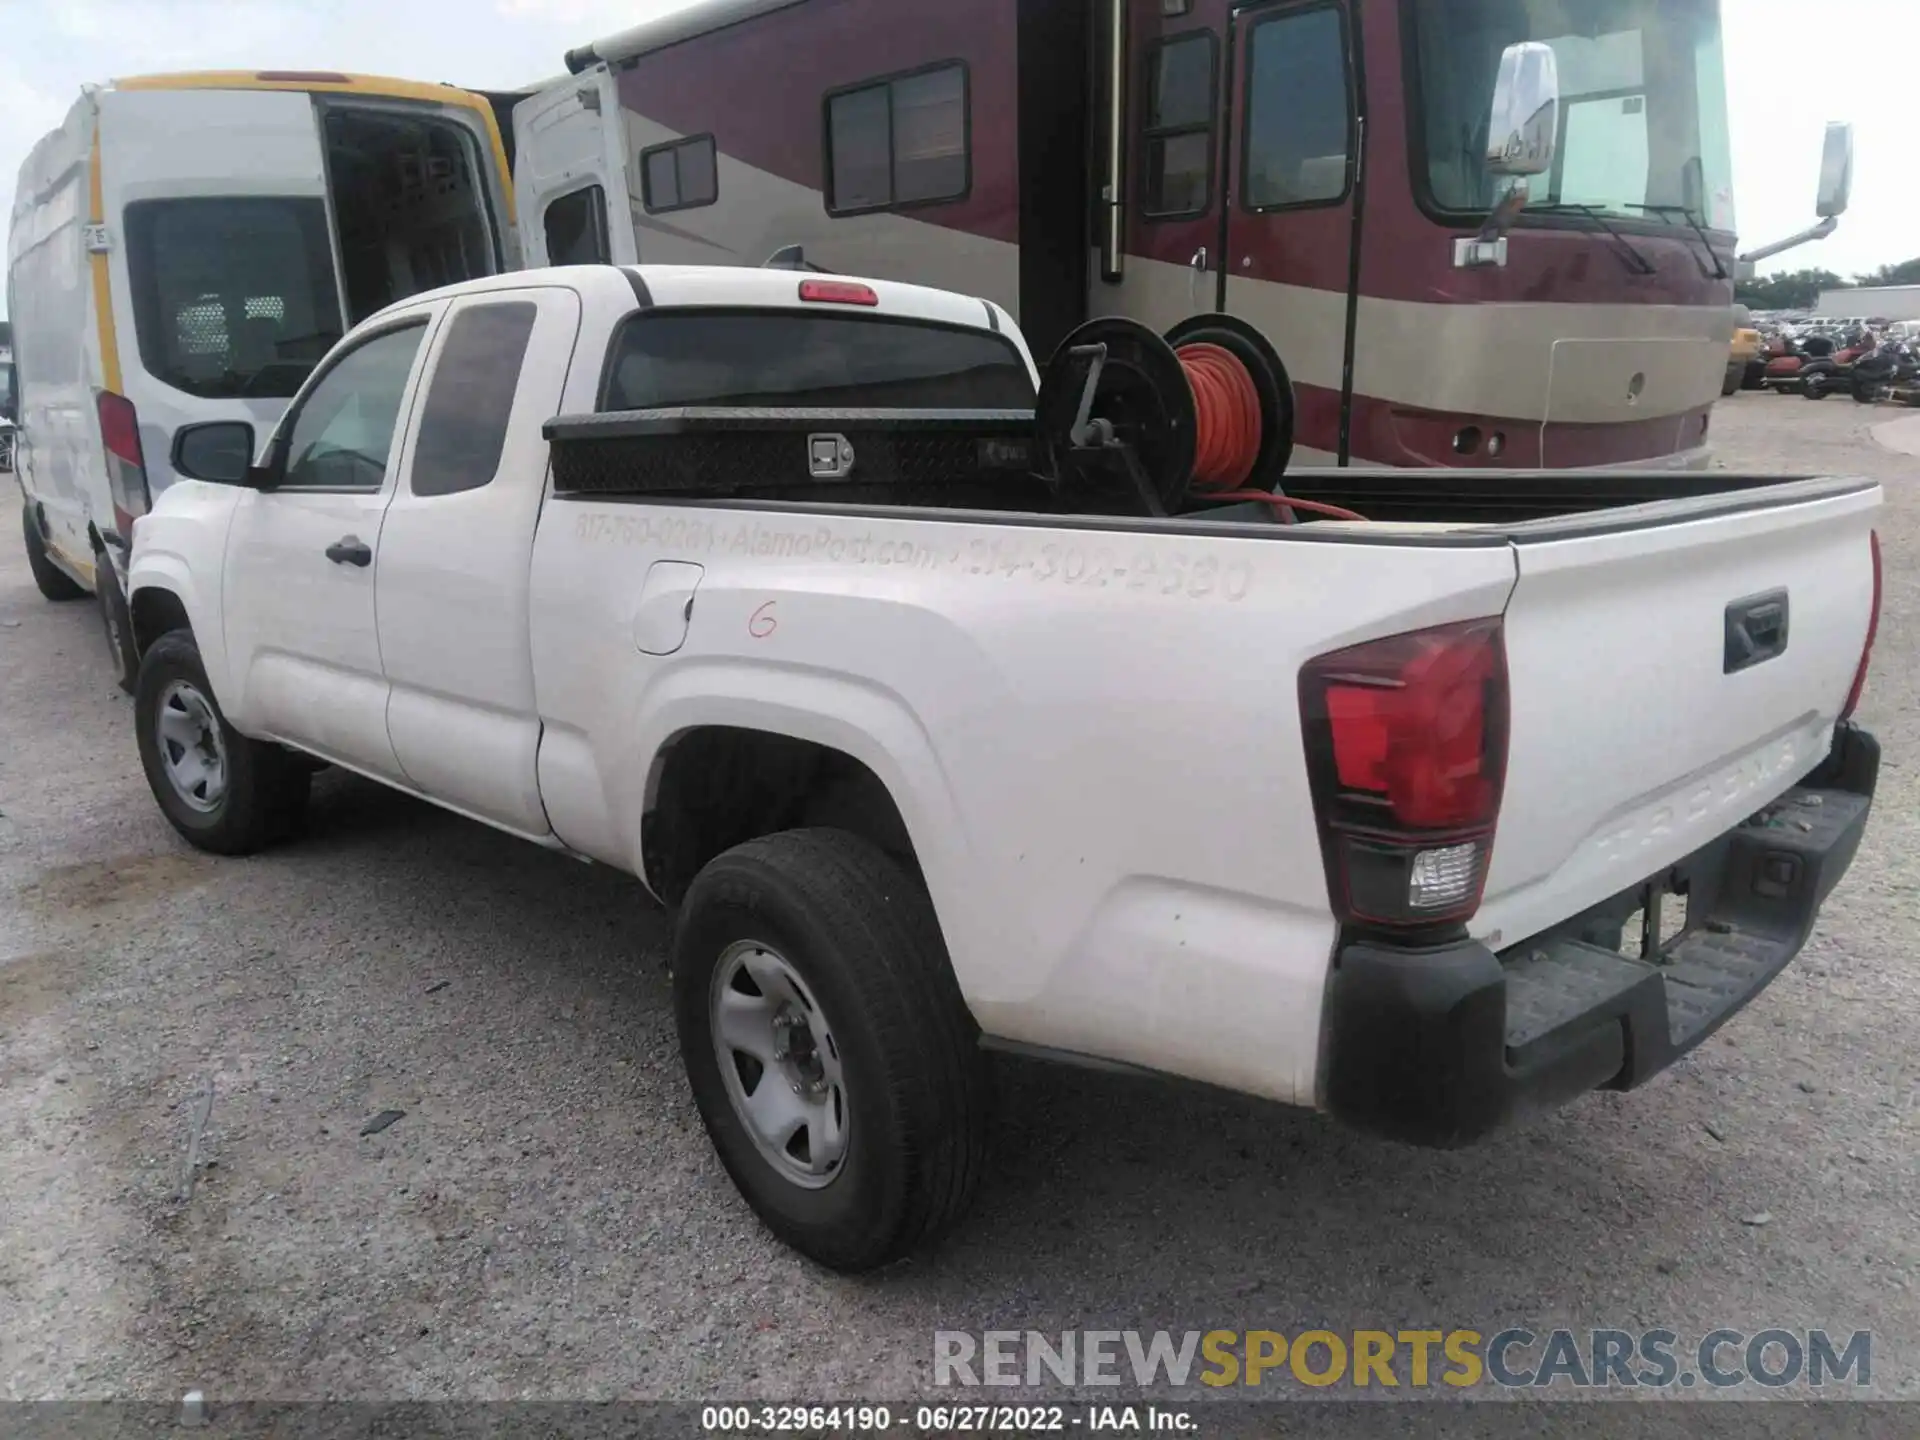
[126,264,1883,1272]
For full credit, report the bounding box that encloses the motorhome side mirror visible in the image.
[1816,121,1854,218]
[1484,41,1561,178]
[171,421,257,486]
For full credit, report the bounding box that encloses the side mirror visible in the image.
[1816,121,1854,218]
[1485,41,1561,178]
[171,420,258,486]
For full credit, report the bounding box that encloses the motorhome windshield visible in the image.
[124,196,344,400]
[1408,0,1735,231]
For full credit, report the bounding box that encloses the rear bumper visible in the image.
[1323,723,1878,1148]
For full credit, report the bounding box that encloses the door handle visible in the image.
[325,535,373,567]
[1189,247,1210,306]
[1724,589,1789,674]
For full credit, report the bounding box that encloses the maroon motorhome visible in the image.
[513,0,1739,470]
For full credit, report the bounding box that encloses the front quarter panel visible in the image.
[127,479,243,706]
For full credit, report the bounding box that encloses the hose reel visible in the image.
[1033,313,1301,517]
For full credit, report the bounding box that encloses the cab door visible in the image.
[1219,0,1361,468]
[512,71,636,267]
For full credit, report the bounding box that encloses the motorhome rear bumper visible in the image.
[1322,723,1878,1148]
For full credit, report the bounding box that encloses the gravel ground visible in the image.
[3,394,1917,1420]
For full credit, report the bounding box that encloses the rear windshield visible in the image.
[600,310,1035,412]
[124,197,344,400]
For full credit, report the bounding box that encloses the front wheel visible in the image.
[134,630,309,855]
[673,828,989,1272]
[1802,373,1831,400]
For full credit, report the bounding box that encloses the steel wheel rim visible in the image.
[155,680,228,813]
[709,941,849,1189]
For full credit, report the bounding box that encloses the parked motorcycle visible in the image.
[1800,328,1877,401]
[1761,331,1834,393]
[1849,338,1920,406]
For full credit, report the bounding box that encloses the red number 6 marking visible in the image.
[748,601,778,639]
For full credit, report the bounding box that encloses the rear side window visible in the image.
[826,63,969,213]
[124,197,343,399]
[641,135,718,213]
[544,185,610,266]
[601,311,1034,411]
[410,301,539,497]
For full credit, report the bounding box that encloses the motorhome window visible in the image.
[1142,31,1217,219]
[322,106,499,323]
[123,198,342,400]
[544,185,611,265]
[280,322,426,492]
[825,63,969,213]
[601,311,1034,411]
[1241,6,1351,210]
[641,135,718,214]
[410,301,538,497]
[1407,0,1735,230]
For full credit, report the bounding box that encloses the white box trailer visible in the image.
[1815,285,1920,322]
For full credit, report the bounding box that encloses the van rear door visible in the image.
[99,87,342,502]
[512,69,636,268]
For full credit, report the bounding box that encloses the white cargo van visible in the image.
[10,71,518,687]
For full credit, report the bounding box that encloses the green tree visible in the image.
[1855,257,1920,288]
[1735,268,1847,311]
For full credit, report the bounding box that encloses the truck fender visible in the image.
[126,553,232,704]
[621,661,998,980]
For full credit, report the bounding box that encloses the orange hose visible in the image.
[1178,343,1264,491]
[1175,341,1367,523]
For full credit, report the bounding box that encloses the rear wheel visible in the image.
[21,505,85,602]
[134,630,309,855]
[1802,372,1832,400]
[673,828,989,1272]
[1721,369,1742,397]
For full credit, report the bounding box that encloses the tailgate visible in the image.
[1476,480,1880,948]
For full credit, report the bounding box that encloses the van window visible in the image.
[601,312,1034,411]
[124,198,344,400]
[544,185,611,265]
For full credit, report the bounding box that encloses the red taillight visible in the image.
[799,279,879,307]
[95,390,151,543]
[1300,618,1509,929]
[1841,530,1882,722]
[98,390,142,467]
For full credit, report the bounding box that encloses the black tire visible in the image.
[1802,374,1830,400]
[134,629,309,855]
[1721,369,1742,397]
[673,828,989,1272]
[97,559,140,695]
[1853,381,1881,405]
[22,504,85,601]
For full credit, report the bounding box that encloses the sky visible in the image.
[0,0,1913,315]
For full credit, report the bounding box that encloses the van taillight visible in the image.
[1299,618,1509,930]
[1841,529,1882,722]
[95,390,151,545]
